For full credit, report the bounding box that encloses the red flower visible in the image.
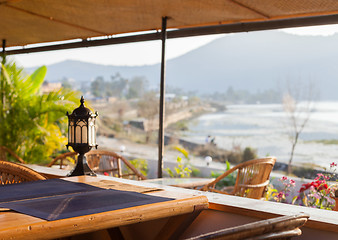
[299,183,311,192]
[299,180,328,192]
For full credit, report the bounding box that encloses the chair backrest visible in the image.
[185,213,309,240]
[0,146,25,163]
[86,150,147,180]
[0,160,46,185]
[49,150,146,180]
[201,157,276,199]
[47,151,78,169]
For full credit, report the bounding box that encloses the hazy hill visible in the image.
[37,30,338,99]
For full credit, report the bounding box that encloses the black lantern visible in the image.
[66,96,98,176]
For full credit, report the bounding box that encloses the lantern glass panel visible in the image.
[88,119,95,145]
[69,120,74,144]
[75,120,87,144]
[81,125,87,143]
[75,126,81,143]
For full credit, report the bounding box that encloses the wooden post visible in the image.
[158,17,167,178]
[1,39,6,125]
[1,39,5,62]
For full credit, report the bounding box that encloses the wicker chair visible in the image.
[86,150,146,180]
[49,150,146,180]
[0,146,25,163]
[184,213,309,240]
[0,160,46,185]
[47,151,78,169]
[200,157,276,199]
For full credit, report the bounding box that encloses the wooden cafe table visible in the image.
[0,175,209,240]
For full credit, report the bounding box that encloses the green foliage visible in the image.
[165,145,202,178]
[126,76,148,99]
[210,160,236,189]
[242,147,257,161]
[129,158,148,177]
[264,184,279,201]
[165,156,192,178]
[173,146,190,160]
[0,62,79,164]
[191,167,201,177]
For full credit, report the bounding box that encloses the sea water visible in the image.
[182,101,338,168]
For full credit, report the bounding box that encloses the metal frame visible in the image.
[2,14,338,56]
[2,13,338,177]
[158,17,167,178]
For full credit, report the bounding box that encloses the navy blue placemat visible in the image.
[0,189,173,220]
[0,179,101,203]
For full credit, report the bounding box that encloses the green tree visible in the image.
[0,61,79,164]
[109,73,128,98]
[126,76,147,99]
[61,77,73,90]
[91,76,105,97]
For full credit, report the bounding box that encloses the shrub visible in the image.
[242,147,257,161]
[0,62,79,164]
[129,158,148,177]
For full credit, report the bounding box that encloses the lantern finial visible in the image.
[80,96,85,105]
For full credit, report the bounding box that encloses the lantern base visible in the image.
[67,153,96,177]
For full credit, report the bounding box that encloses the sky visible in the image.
[11,24,338,68]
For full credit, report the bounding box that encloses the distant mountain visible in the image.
[33,31,338,99]
[40,60,160,88]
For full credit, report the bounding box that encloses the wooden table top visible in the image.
[142,177,215,188]
[0,175,208,240]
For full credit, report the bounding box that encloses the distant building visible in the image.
[41,82,62,94]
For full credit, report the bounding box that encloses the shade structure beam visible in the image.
[158,16,167,178]
[3,13,338,56]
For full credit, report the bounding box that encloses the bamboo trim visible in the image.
[185,213,309,240]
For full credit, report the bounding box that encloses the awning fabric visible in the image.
[1,0,338,48]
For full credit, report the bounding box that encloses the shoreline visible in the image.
[97,135,330,180]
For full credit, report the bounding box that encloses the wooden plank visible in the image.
[0,196,208,239]
[155,204,205,240]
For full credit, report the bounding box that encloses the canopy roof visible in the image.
[2,0,338,50]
